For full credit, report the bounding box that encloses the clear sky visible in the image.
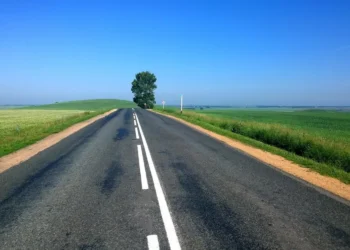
[1,0,349,106]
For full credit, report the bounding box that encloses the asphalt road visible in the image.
[0,108,349,250]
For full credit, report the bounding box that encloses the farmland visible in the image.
[154,107,350,183]
[0,99,136,157]
[197,108,350,148]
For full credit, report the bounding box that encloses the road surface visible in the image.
[0,108,349,249]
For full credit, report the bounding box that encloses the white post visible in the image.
[162,100,165,110]
[180,95,183,114]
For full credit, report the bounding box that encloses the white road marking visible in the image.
[135,113,181,250]
[137,145,149,190]
[147,235,160,250]
[135,126,140,139]
[134,119,137,126]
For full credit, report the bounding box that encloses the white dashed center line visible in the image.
[147,235,160,250]
[135,126,140,139]
[137,144,149,190]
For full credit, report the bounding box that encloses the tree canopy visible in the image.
[131,71,157,109]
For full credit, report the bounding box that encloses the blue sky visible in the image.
[1,0,349,105]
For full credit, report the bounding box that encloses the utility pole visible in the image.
[180,95,183,114]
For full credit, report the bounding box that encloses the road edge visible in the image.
[150,110,350,202]
[0,109,117,174]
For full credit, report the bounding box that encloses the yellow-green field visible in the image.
[0,109,85,130]
[0,99,137,157]
[0,109,102,157]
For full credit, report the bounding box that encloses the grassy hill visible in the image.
[23,99,137,111]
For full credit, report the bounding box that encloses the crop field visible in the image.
[0,99,136,157]
[0,109,102,157]
[155,107,350,183]
[197,109,350,148]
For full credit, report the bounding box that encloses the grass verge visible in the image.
[153,108,350,184]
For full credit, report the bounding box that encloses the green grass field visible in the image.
[0,99,136,157]
[154,107,350,183]
[198,109,350,148]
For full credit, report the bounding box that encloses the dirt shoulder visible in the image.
[150,110,350,202]
[0,109,117,174]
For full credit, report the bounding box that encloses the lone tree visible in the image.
[131,71,157,109]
